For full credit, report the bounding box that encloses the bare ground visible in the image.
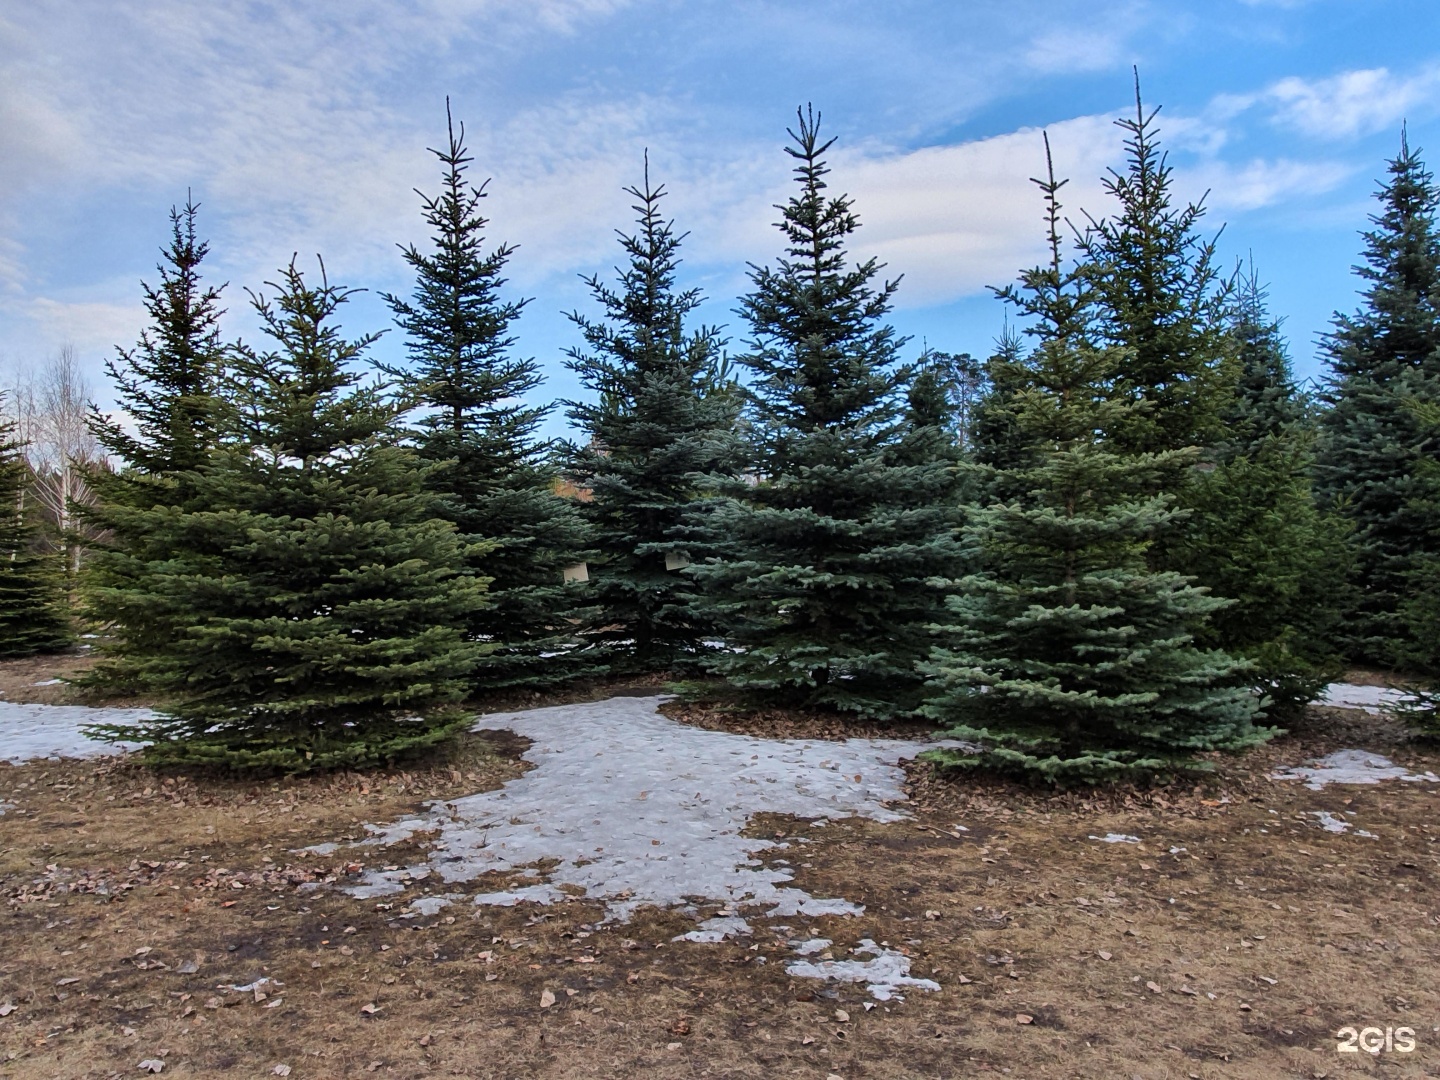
[1,654,1437,1078]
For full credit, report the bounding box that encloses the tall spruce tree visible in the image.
[687,108,964,719]
[384,104,596,691]
[1315,130,1440,665]
[0,406,69,656]
[1079,77,1235,458]
[923,142,1265,784]
[563,158,739,673]
[1079,80,1344,715]
[89,260,484,770]
[1165,272,1350,717]
[83,199,229,693]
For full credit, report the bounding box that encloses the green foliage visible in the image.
[86,261,484,771]
[95,197,228,479]
[1162,273,1350,718]
[563,158,740,673]
[0,408,70,656]
[1079,77,1236,458]
[82,201,229,694]
[1315,130,1440,665]
[689,108,966,719]
[923,141,1267,785]
[384,104,596,691]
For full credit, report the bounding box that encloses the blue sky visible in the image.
[2,0,1439,438]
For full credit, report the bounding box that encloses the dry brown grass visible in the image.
[1,656,1438,1078]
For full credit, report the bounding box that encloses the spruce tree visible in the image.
[0,407,69,656]
[82,199,228,693]
[384,104,595,691]
[563,158,739,672]
[923,143,1265,784]
[688,108,965,719]
[1166,273,1350,717]
[1079,77,1235,458]
[1080,82,1341,716]
[89,260,484,771]
[1315,130,1440,665]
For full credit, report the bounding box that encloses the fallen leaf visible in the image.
[565,988,577,997]
[56,977,80,986]
[834,1008,849,1022]
[272,1067,292,1077]
[0,1003,15,1017]
[360,1003,381,1016]
[1146,981,1163,994]
[1097,951,1112,961]
[1258,976,1277,985]
[670,1017,691,1035]
[418,1035,432,1047]
[265,998,284,1009]
[924,909,941,920]
[801,1034,816,1045]
[138,1061,165,1074]
[626,972,640,984]
[176,961,198,975]
[956,974,972,984]
[539,990,556,1008]
[1016,1013,1034,1025]
[121,1026,136,1036]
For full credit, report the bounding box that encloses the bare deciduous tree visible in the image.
[3,347,105,582]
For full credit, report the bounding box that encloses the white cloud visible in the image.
[1264,66,1440,140]
[813,116,1120,307]
[1182,156,1352,211]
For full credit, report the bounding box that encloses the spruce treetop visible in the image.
[383,100,542,476]
[1325,127,1440,382]
[97,196,226,476]
[1080,73,1234,455]
[231,258,392,465]
[740,106,906,452]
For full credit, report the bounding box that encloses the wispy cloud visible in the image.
[1249,65,1440,140]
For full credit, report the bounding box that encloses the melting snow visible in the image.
[1271,749,1440,790]
[1090,833,1141,844]
[1309,811,1376,838]
[0,702,149,765]
[1319,683,1417,714]
[784,939,941,1001]
[336,695,960,935]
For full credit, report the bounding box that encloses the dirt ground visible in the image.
[1,653,1437,1078]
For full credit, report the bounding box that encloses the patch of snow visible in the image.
[785,938,941,1001]
[337,695,953,931]
[0,702,150,764]
[1090,833,1141,844]
[406,896,456,917]
[1319,683,1417,714]
[32,679,63,687]
[1308,811,1377,838]
[298,843,339,857]
[790,937,832,956]
[1271,749,1440,790]
[224,977,279,993]
[678,916,753,943]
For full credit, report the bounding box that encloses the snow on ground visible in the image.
[340,695,950,921]
[328,695,962,998]
[1309,811,1377,838]
[0,702,149,765]
[784,939,942,1002]
[1320,683,1418,713]
[1271,749,1440,790]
